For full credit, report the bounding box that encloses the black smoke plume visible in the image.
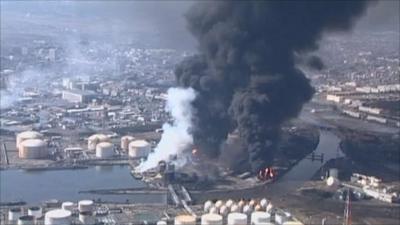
[175,1,372,172]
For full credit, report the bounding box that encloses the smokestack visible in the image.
[175,1,372,172]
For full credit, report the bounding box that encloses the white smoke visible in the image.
[137,87,196,172]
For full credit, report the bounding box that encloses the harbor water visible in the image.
[0,165,166,204]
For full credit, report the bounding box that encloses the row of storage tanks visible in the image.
[162,199,303,225]
[16,131,48,159]
[8,200,95,225]
[88,134,151,159]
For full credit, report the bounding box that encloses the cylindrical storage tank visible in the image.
[88,134,109,151]
[201,213,223,225]
[274,213,287,225]
[227,213,247,225]
[266,203,273,213]
[214,200,224,209]
[120,136,135,151]
[128,140,151,158]
[238,200,246,209]
[260,199,268,210]
[251,212,271,224]
[19,139,48,159]
[254,204,262,212]
[219,205,230,217]
[282,221,303,225]
[95,142,114,158]
[230,204,240,213]
[78,200,94,213]
[209,207,218,215]
[174,215,196,225]
[243,205,253,215]
[225,199,234,208]
[329,168,339,179]
[28,206,42,218]
[16,131,43,151]
[204,200,214,213]
[18,215,35,225]
[44,209,71,225]
[79,212,95,225]
[157,221,167,225]
[61,202,74,211]
[249,200,257,208]
[9,208,22,221]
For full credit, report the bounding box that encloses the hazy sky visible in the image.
[1,0,399,49]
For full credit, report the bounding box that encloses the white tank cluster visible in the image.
[44,209,72,225]
[128,140,151,158]
[87,134,110,151]
[16,131,48,159]
[95,142,114,158]
[174,214,196,225]
[120,135,135,151]
[201,198,290,225]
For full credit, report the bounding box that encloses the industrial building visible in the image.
[62,89,97,103]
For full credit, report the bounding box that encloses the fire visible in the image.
[258,167,276,181]
[192,149,198,155]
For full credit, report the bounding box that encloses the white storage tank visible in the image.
[78,200,94,213]
[120,136,135,151]
[230,204,240,213]
[260,199,268,210]
[95,142,114,158]
[28,206,43,218]
[225,199,235,208]
[219,205,230,217]
[209,207,218,215]
[174,215,196,225]
[243,205,253,215]
[44,209,72,225]
[88,134,110,151]
[204,200,214,213]
[19,139,48,159]
[274,213,287,225]
[61,202,74,211]
[79,212,95,225]
[157,221,167,225]
[128,140,151,158]
[214,200,224,209]
[227,213,247,225]
[282,221,304,225]
[18,215,35,225]
[201,213,223,225]
[251,211,271,224]
[8,208,22,221]
[16,131,43,150]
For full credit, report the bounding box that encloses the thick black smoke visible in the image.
[175,1,372,173]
